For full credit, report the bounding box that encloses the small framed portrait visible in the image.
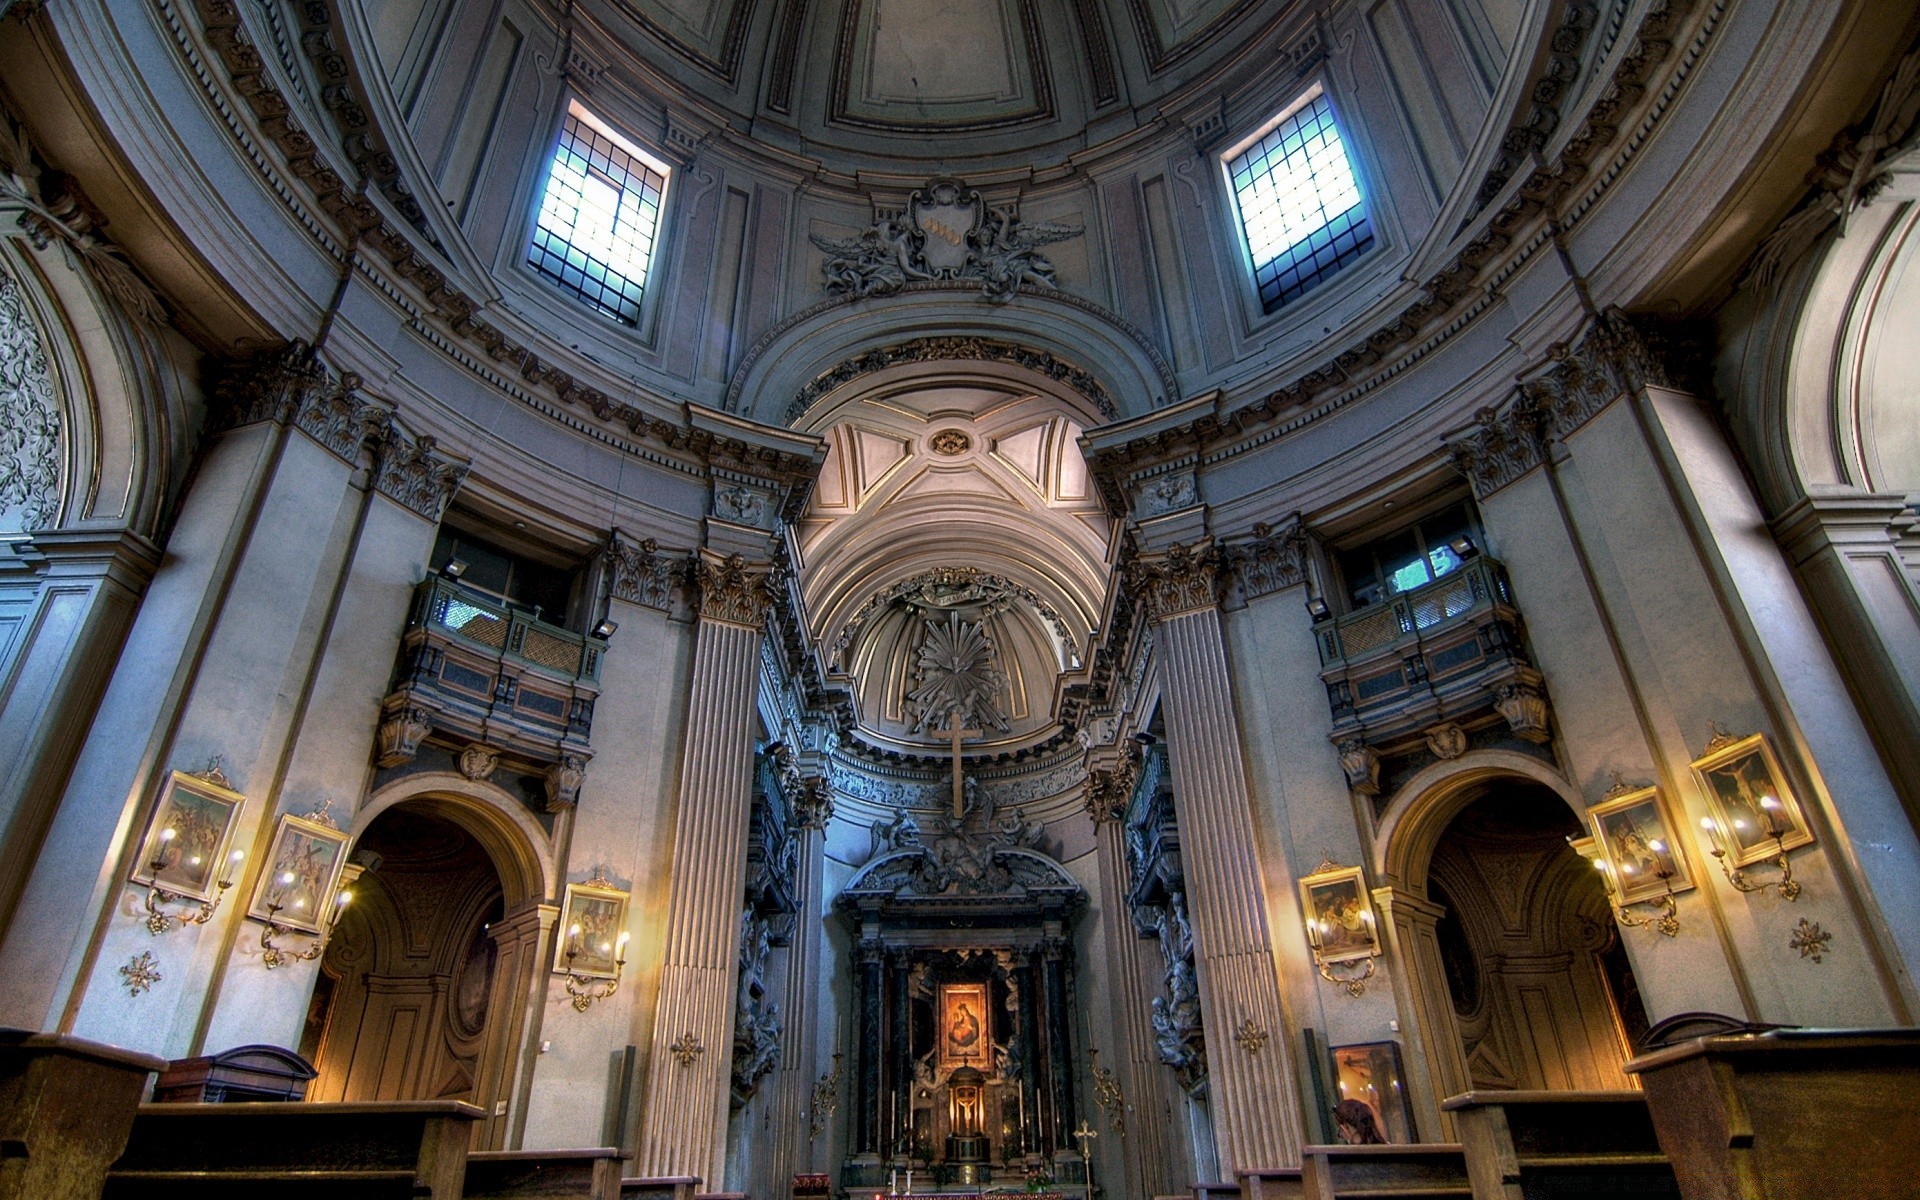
[246,813,351,934]
[553,878,630,979]
[1330,1041,1416,1144]
[131,770,247,903]
[938,982,991,1070]
[1300,862,1380,964]
[1586,785,1693,904]
[1691,732,1814,868]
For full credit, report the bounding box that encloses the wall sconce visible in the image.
[260,885,353,969]
[1585,846,1680,938]
[145,840,245,935]
[1700,809,1801,901]
[1299,860,1382,997]
[562,924,629,1010]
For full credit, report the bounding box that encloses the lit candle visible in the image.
[160,828,176,842]
[1700,817,1725,854]
[616,931,631,965]
[1759,795,1783,837]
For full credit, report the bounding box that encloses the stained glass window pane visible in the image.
[527,105,669,326]
[1226,93,1374,312]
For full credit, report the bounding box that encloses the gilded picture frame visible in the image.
[1299,863,1380,965]
[246,812,351,934]
[553,879,630,980]
[1586,785,1693,904]
[1691,732,1814,869]
[131,770,247,904]
[938,982,991,1070]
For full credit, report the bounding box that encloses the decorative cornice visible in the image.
[605,530,686,612]
[1469,0,1601,213]
[693,549,775,629]
[1226,517,1309,600]
[369,424,467,521]
[782,334,1120,425]
[1124,540,1224,623]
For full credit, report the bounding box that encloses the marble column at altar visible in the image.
[758,764,831,1194]
[637,550,774,1184]
[852,938,886,1160]
[1126,542,1305,1175]
[1041,936,1077,1164]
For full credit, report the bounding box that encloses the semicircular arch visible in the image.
[1372,749,1584,892]
[354,772,556,909]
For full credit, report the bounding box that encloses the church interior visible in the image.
[3,0,1920,1197]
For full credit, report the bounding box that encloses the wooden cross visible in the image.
[939,709,981,819]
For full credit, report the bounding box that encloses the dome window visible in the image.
[1224,88,1373,312]
[527,102,671,326]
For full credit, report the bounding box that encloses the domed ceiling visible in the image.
[793,378,1111,761]
[587,0,1298,165]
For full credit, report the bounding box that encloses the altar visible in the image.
[835,781,1087,1193]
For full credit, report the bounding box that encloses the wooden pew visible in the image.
[620,1174,701,1200]
[1240,1166,1306,1200]
[1625,1027,1920,1200]
[102,1099,483,1198]
[1301,1144,1471,1200]
[1194,1181,1243,1200]
[1442,1090,1679,1199]
[466,1147,626,1198]
[0,1029,164,1200]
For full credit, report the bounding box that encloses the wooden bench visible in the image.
[466,1147,627,1198]
[620,1174,702,1200]
[1301,1144,1471,1199]
[1442,1090,1679,1199]
[1240,1166,1305,1200]
[102,1099,483,1198]
[0,1029,164,1200]
[1194,1181,1244,1200]
[1626,1027,1920,1200]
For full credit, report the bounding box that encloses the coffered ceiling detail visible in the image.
[830,0,1053,132]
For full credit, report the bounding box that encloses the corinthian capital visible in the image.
[606,531,686,612]
[1124,541,1224,622]
[693,549,775,629]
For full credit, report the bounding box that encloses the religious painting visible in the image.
[938,982,991,1069]
[131,770,247,903]
[553,878,629,979]
[246,812,351,934]
[1586,785,1693,904]
[1299,863,1379,965]
[1691,732,1814,868]
[1330,1041,1415,1144]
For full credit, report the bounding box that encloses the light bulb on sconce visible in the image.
[141,834,242,936]
[260,880,353,970]
[562,927,629,1012]
[1701,808,1800,901]
[1580,833,1679,938]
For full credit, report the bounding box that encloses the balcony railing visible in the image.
[413,576,603,685]
[1315,557,1511,668]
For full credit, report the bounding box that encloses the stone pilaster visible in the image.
[1127,542,1304,1174]
[637,551,773,1183]
[758,768,831,1194]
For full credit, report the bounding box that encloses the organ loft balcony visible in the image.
[1313,554,1552,798]
[375,574,606,812]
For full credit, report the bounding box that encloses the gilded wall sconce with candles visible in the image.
[1299,860,1382,996]
[1578,776,1693,937]
[1691,729,1813,901]
[554,868,631,1011]
[129,764,248,935]
[248,808,356,969]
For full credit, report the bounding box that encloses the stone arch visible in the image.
[355,771,556,907]
[1372,748,1583,890]
[722,288,1179,428]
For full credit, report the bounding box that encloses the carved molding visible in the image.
[544,753,587,812]
[375,704,433,768]
[1125,541,1224,623]
[1083,742,1142,824]
[1228,518,1310,600]
[605,530,684,612]
[693,550,775,629]
[1470,0,1601,213]
[370,425,467,521]
[0,270,63,532]
[1336,739,1381,797]
[784,334,1118,425]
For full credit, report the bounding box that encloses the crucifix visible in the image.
[939,707,981,819]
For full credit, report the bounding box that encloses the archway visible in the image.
[302,795,553,1148]
[1423,786,1646,1091]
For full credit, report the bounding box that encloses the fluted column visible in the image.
[1128,543,1304,1175]
[759,772,832,1194]
[638,552,772,1184]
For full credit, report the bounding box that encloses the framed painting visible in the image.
[1299,862,1380,965]
[1586,785,1693,904]
[553,878,630,979]
[131,770,247,903]
[1691,732,1814,868]
[937,982,991,1070]
[1330,1041,1416,1144]
[246,812,351,934]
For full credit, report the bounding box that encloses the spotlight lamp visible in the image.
[1448,535,1478,559]
[440,558,469,581]
[592,619,619,640]
[1305,596,1333,622]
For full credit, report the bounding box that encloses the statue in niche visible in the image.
[1151,957,1206,1088]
